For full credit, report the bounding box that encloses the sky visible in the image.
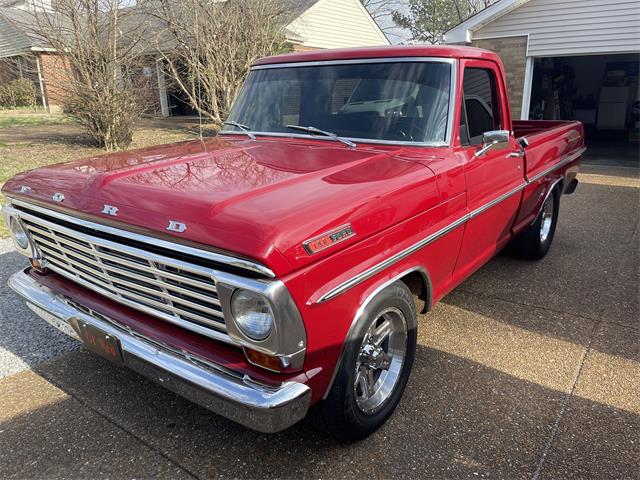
[365,0,413,44]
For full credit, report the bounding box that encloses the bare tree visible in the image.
[360,0,406,42]
[146,0,290,126]
[393,0,497,44]
[5,0,152,150]
[360,0,405,23]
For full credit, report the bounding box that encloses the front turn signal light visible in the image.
[244,347,283,372]
[30,258,46,272]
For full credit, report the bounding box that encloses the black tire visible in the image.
[509,185,560,260]
[312,281,417,442]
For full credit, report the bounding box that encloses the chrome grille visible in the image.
[17,207,230,343]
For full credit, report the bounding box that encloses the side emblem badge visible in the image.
[19,185,31,193]
[167,220,187,233]
[303,224,355,255]
[101,205,118,216]
[52,193,65,202]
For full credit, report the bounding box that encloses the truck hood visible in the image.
[3,136,441,275]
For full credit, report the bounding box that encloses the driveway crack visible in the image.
[531,319,600,480]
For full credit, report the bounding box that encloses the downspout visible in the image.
[35,55,48,111]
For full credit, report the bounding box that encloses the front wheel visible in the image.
[509,185,560,260]
[313,281,417,442]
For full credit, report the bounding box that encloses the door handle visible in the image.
[507,150,525,158]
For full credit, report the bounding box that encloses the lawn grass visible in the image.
[0,110,72,128]
[0,120,201,238]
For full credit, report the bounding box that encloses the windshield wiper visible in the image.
[286,125,356,148]
[223,121,256,140]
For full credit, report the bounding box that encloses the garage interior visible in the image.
[529,53,639,167]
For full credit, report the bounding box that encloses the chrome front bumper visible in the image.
[8,270,311,433]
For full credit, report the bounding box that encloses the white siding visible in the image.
[287,0,389,49]
[475,0,640,56]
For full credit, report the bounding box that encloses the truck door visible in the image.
[454,59,525,279]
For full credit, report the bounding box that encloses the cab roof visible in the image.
[253,45,501,67]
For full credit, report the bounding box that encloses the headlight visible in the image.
[9,217,30,250]
[230,289,274,341]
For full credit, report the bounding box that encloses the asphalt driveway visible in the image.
[0,164,638,479]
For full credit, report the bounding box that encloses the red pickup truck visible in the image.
[3,46,585,441]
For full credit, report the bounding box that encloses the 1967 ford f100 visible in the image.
[2,45,585,441]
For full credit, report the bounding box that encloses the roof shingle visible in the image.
[0,8,43,58]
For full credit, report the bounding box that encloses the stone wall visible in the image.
[472,36,528,119]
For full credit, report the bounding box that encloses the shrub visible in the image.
[24,0,149,150]
[0,78,37,108]
[63,87,146,151]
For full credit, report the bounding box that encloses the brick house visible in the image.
[0,0,389,115]
[444,0,640,149]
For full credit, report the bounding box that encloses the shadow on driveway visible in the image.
[0,343,635,479]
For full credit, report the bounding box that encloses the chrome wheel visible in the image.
[539,194,554,243]
[353,307,408,414]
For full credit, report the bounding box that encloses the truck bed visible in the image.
[512,119,574,139]
[513,119,585,182]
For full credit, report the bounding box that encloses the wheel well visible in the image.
[398,269,431,314]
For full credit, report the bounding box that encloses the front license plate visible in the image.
[77,321,124,367]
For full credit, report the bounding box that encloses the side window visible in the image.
[461,67,502,144]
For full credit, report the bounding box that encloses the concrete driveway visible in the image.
[0,164,638,479]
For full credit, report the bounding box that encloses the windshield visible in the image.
[224,61,452,144]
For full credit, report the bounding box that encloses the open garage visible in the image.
[445,0,640,167]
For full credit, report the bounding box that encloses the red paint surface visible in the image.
[3,46,585,404]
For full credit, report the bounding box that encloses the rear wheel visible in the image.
[510,185,560,260]
[313,281,417,442]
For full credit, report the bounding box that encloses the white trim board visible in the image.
[521,56,533,120]
[444,0,532,43]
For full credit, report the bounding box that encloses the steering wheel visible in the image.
[392,119,423,142]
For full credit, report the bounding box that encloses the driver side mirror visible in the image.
[474,130,510,157]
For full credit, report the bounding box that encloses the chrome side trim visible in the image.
[322,266,429,399]
[317,214,468,303]
[7,198,275,278]
[468,182,527,219]
[316,182,527,303]
[316,147,586,304]
[8,270,311,433]
[527,147,585,184]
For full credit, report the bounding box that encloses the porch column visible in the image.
[35,55,48,111]
[156,59,169,117]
